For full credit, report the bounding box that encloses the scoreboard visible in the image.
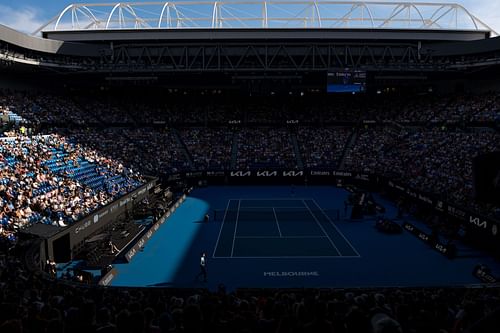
[327,70,366,93]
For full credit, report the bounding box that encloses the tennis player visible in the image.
[197,252,207,282]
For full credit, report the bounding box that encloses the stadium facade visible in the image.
[1,1,500,93]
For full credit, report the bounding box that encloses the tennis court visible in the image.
[213,199,359,258]
[109,186,500,290]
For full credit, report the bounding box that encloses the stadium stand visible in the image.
[0,132,144,242]
[2,91,498,218]
[1,1,500,331]
[0,248,500,333]
[235,128,298,170]
[297,127,353,170]
[179,128,234,171]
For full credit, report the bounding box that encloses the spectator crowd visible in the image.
[0,90,499,333]
[343,127,500,219]
[2,90,499,127]
[1,252,499,333]
[0,89,499,240]
[0,133,144,241]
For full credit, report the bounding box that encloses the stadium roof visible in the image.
[34,1,497,36]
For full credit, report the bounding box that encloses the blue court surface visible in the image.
[213,198,358,258]
[110,186,500,290]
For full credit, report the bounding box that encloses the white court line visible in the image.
[230,199,241,257]
[211,199,232,258]
[311,199,361,257]
[234,235,329,239]
[213,255,359,259]
[238,206,306,209]
[272,207,283,237]
[230,198,309,201]
[213,197,359,259]
[302,199,341,256]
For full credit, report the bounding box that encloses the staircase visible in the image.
[338,128,358,170]
[230,131,239,169]
[172,128,194,169]
[290,132,304,169]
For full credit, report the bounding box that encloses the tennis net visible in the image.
[212,208,340,221]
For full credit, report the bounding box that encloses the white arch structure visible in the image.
[33,1,497,36]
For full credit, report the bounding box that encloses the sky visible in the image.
[0,0,499,35]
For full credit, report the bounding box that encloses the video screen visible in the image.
[327,70,366,93]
